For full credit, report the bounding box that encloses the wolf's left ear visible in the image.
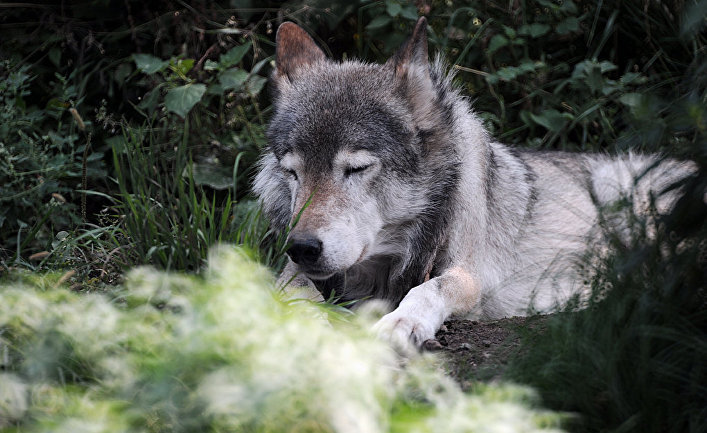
[388,17,430,80]
[274,22,326,83]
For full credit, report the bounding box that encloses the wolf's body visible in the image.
[254,18,692,347]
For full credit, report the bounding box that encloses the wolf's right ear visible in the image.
[388,17,430,80]
[274,22,325,84]
[387,17,438,129]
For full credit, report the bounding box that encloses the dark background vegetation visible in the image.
[1,1,705,432]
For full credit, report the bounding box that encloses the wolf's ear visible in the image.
[274,22,325,82]
[388,17,437,127]
[387,17,430,81]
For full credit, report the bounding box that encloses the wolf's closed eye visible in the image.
[284,168,298,181]
[344,165,372,177]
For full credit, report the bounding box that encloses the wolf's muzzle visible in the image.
[287,234,323,267]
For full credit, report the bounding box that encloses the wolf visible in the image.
[253,17,692,348]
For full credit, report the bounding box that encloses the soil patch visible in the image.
[426,316,549,390]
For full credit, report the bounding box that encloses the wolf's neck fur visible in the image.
[314,59,494,307]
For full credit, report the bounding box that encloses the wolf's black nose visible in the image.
[287,235,322,266]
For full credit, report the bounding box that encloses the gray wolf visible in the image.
[253,18,692,348]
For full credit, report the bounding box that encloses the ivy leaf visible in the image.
[164,84,206,118]
[133,53,168,74]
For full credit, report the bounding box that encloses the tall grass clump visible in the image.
[112,122,287,273]
[112,123,233,271]
[1,246,566,432]
[507,11,707,429]
[509,166,707,432]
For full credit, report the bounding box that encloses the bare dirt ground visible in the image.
[424,316,549,389]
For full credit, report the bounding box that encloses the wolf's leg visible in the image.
[277,260,325,302]
[373,266,479,349]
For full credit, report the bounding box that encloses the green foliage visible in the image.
[507,44,707,431]
[0,247,567,432]
[284,0,704,152]
[130,43,267,122]
[0,63,107,263]
[1,3,272,271]
[423,0,695,150]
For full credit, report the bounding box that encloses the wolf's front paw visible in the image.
[373,310,436,351]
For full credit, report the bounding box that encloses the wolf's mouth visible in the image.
[297,245,370,281]
[354,245,369,264]
[300,268,336,281]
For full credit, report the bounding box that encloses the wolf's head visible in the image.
[254,18,460,281]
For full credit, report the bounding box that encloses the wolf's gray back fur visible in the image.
[254,18,693,347]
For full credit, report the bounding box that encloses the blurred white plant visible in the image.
[0,246,566,432]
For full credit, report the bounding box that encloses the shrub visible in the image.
[0,63,107,263]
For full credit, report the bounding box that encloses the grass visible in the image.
[110,119,288,274]
[507,170,707,433]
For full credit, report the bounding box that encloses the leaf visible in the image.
[487,34,508,54]
[619,93,644,108]
[681,0,707,37]
[519,23,551,38]
[138,86,162,115]
[586,65,605,94]
[400,5,419,20]
[530,109,569,132]
[366,15,392,30]
[219,42,252,69]
[48,47,62,67]
[503,25,517,39]
[245,75,267,96]
[114,62,133,84]
[204,60,219,71]
[560,0,579,14]
[519,60,542,73]
[556,17,580,35]
[597,61,617,74]
[105,135,127,154]
[133,53,168,74]
[191,161,233,190]
[620,72,644,85]
[219,69,249,91]
[176,59,195,76]
[495,66,520,82]
[385,0,402,17]
[164,84,206,118]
